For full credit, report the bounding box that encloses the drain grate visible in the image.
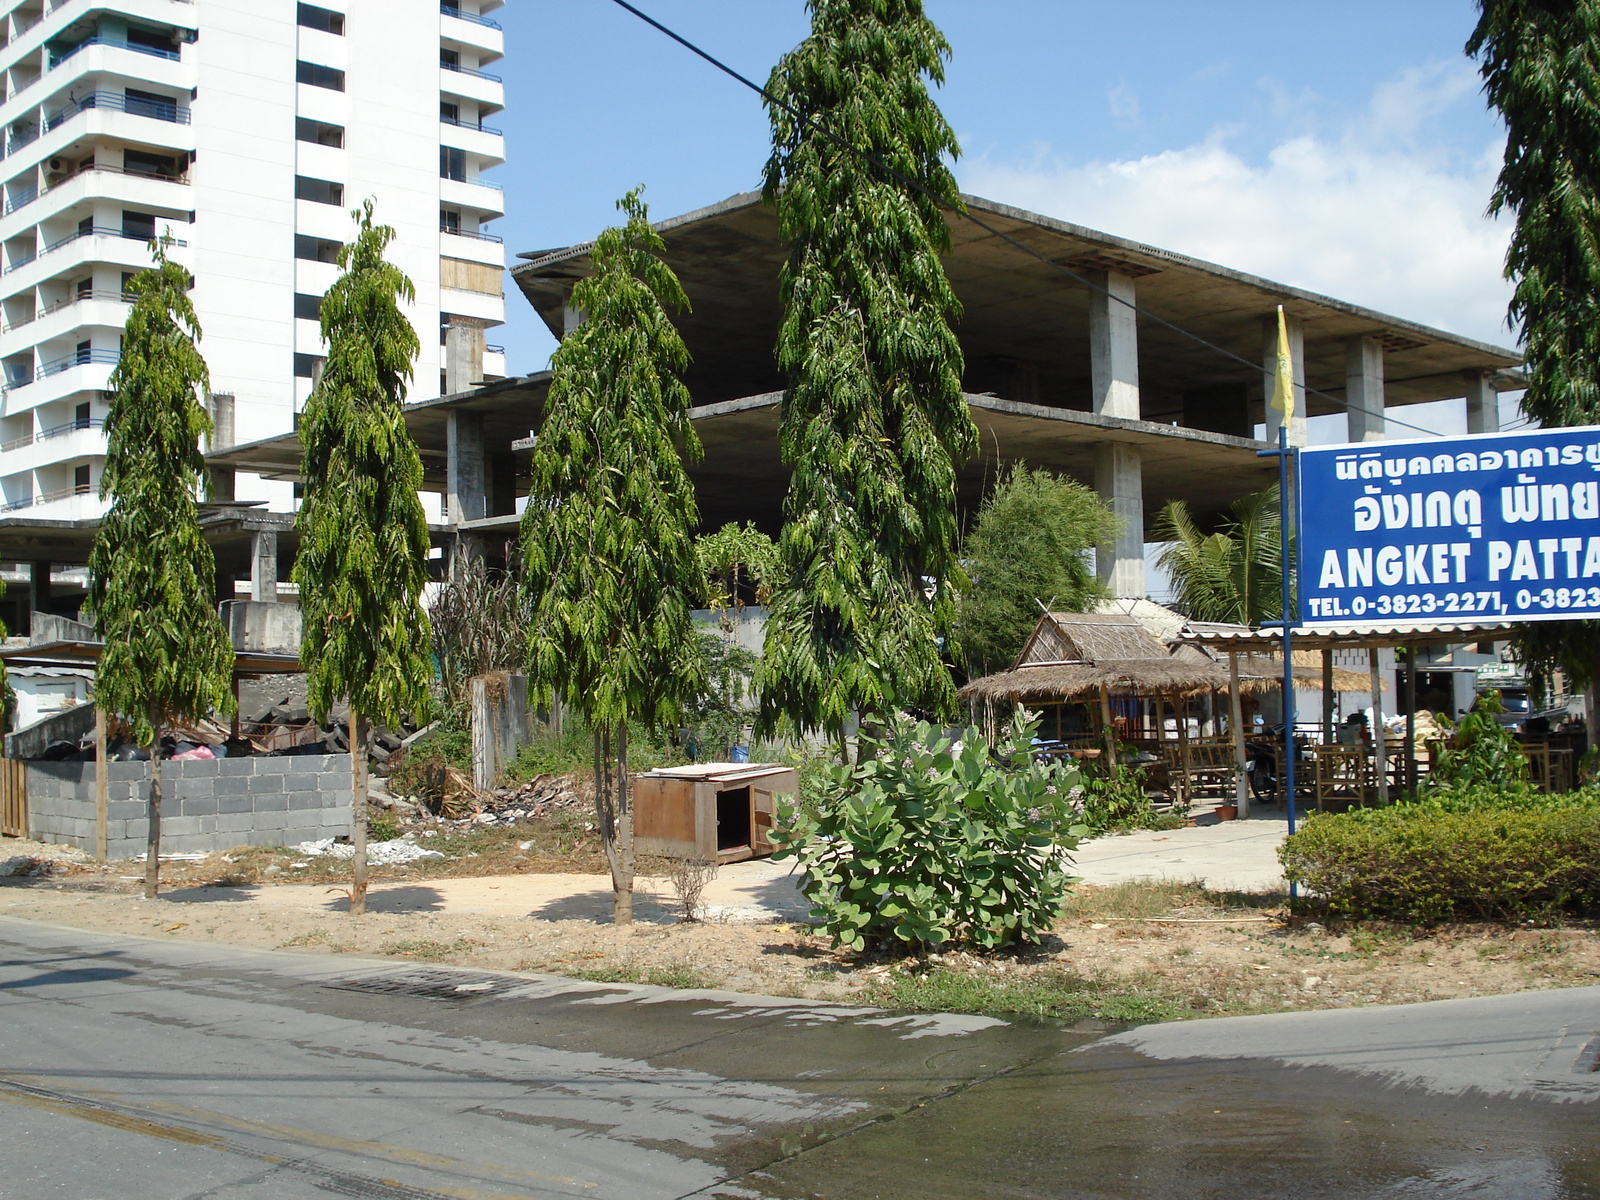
[322,969,524,1002]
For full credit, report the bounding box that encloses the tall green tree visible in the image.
[293,201,433,916]
[86,237,233,899]
[957,465,1118,675]
[756,0,978,744]
[1154,485,1282,626]
[1469,2,1600,697]
[521,189,706,926]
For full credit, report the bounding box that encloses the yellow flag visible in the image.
[1269,304,1295,423]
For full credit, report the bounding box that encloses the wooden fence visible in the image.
[0,758,26,838]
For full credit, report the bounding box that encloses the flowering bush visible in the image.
[770,711,1087,951]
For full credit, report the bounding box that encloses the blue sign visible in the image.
[1296,425,1600,630]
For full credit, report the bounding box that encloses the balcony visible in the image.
[0,417,106,478]
[439,64,502,109]
[1,291,132,347]
[0,164,190,240]
[0,484,107,521]
[0,347,116,412]
[439,175,503,218]
[44,88,191,131]
[438,118,503,165]
[441,225,504,268]
[0,227,187,295]
[440,6,504,59]
[48,35,181,72]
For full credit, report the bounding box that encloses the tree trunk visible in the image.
[614,721,633,925]
[143,707,162,900]
[594,724,621,912]
[350,710,369,916]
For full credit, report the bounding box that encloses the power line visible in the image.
[607,0,1495,442]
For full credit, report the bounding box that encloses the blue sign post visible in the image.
[1297,426,1600,631]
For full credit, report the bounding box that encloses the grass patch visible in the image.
[566,961,723,990]
[1060,879,1285,922]
[377,937,481,961]
[277,928,330,948]
[871,965,1185,1025]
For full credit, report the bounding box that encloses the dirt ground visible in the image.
[3,834,1597,1020]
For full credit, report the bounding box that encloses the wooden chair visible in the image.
[1312,745,1370,812]
[1180,741,1237,800]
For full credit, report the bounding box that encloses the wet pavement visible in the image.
[0,915,1595,1199]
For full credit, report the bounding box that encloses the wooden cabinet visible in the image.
[634,763,798,864]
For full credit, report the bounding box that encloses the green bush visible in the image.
[1426,689,1532,795]
[367,810,401,842]
[1280,791,1600,922]
[770,712,1087,951]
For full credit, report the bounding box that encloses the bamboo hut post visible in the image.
[1321,649,1335,745]
[1404,646,1418,792]
[1369,645,1388,805]
[1229,652,1248,819]
[1099,684,1116,766]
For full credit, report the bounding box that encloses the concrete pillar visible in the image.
[250,530,278,603]
[1089,270,1140,419]
[443,318,487,395]
[447,409,486,526]
[1262,312,1307,446]
[1094,442,1145,598]
[209,391,235,450]
[1344,335,1385,443]
[1465,370,1499,434]
[29,560,50,621]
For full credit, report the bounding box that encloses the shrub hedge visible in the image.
[1280,790,1600,922]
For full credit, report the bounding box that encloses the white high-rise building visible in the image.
[0,0,506,519]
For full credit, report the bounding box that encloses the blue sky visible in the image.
[492,1,1512,435]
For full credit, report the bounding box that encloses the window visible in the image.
[294,235,340,263]
[78,216,93,237]
[293,292,323,321]
[293,353,324,379]
[440,208,460,233]
[294,175,343,206]
[440,100,460,123]
[74,277,92,299]
[440,48,459,68]
[126,26,176,54]
[124,87,179,121]
[75,340,92,365]
[74,402,91,428]
[73,464,91,494]
[295,117,343,148]
[296,60,345,91]
[121,210,156,241]
[439,146,465,182]
[297,3,345,35]
[121,272,137,297]
[124,148,179,178]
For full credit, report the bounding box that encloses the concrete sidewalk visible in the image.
[157,813,1289,921]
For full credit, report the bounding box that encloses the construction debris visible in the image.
[291,838,445,866]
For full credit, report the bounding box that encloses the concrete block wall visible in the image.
[24,755,352,859]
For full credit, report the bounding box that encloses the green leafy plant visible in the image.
[86,235,234,899]
[1073,762,1175,836]
[521,188,707,926]
[756,0,978,743]
[957,464,1118,674]
[1426,690,1532,795]
[696,522,779,622]
[1470,4,1600,698]
[293,200,434,916]
[771,711,1086,951]
[1281,792,1600,922]
[1154,484,1283,625]
[367,811,400,843]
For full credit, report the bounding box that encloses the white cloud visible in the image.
[960,62,1515,352]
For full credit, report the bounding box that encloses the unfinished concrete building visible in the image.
[11,189,1522,627]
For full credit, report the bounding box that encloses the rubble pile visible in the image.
[291,837,445,866]
[476,773,584,826]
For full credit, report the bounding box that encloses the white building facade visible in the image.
[0,0,506,519]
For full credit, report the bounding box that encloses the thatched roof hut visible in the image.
[958,612,1228,704]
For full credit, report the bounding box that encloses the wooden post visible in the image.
[1229,652,1248,819]
[230,677,242,742]
[1404,646,1419,792]
[1321,649,1335,745]
[1369,645,1388,805]
[93,705,108,861]
[1099,684,1116,766]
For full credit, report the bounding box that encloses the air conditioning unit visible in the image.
[46,158,66,174]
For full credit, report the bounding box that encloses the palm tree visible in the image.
[1154,485,1282,626]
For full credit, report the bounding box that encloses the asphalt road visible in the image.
[0,916,1596,1199]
